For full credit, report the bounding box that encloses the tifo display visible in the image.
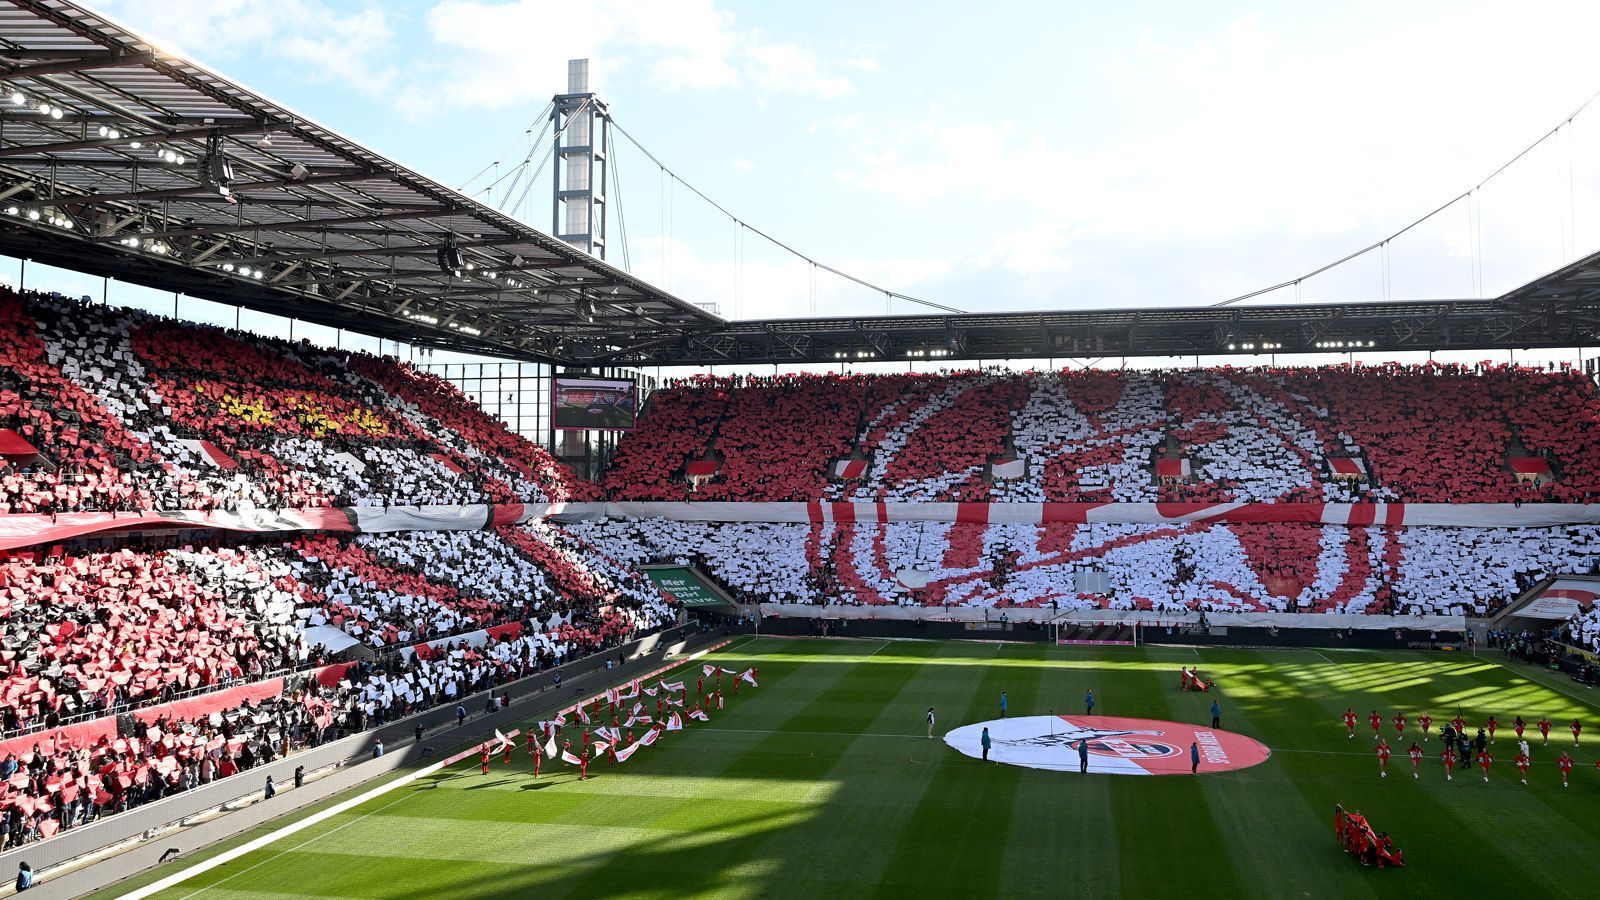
[1,283,1600,895]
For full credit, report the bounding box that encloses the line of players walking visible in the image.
[1344,708,1589,786]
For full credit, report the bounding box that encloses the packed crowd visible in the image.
[602,366,1600,504]
[0,288,589,515]
[0,522,677,849]
[569,517,1600,616]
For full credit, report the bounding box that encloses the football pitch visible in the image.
[95,637,1600,899]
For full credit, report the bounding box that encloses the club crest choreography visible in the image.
[945,715,1271,775]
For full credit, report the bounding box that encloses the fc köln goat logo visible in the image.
[945,715,1271,775]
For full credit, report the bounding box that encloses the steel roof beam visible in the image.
[0,50,158,80]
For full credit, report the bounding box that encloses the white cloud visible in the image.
[826,3,1600,306]
[101,0,396,93]
[104,0,861,119]
[401,0,859,118]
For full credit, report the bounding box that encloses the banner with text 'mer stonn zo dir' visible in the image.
[644,567,729,608]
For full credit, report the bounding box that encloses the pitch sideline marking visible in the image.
[1312,649,1360,680]
[122,642,745,899]
[859,640,892,660]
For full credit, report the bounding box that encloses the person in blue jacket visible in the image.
[980,727,992,761]
[15,862,33,892]
[999,691,1008,719]
[1085,689,1096,715]
[1211,700,1222,729]
[1078,739,1090,774]
[1191,741,1201,774]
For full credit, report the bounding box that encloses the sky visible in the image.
[15,0,1600,371]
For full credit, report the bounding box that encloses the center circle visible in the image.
[944,714,1272,775]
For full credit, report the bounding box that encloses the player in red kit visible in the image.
[1408,743,1423,779]
[1572,719,1583,747]
[1539,717,1552,744]
[1418,712,1432,742]
[502,739,512,765]
[1376,739,1391,778]
[1477,749,1494,782]
[532,746,541,779]
[1515,750,1530,785]
[526,730,537,759]
[579,749,590,781]
[1441,746,1457,781]
[480,743,490,776]
[1558,751,1573,787]
[1486,716,1498,743]
[1369,711,1382,740]
[607,742,618,768]
[1451,713,1466,734]
[1344,708,1358,739]
[1392,712,1406,738]
[1513,716,1526,741]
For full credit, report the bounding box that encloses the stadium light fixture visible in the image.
[9,91,23,106]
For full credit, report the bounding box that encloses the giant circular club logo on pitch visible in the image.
[945,715,1271,775]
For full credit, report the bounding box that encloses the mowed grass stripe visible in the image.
[526,637,877,898]
[876,643,1044,898]
[734,640,996,898]
[1190,650,1380,900]
[994,644,1127,899]
[1089,650,1248,899]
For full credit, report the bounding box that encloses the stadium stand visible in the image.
[570,517,1600,617]
[1,289,591,513]
[8,282,1600,853]
[605,367,1600,504]
[0,528,675,849]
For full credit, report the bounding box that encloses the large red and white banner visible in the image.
[606,500,1600,528]
[0,503,598,551]
[5,499,1600,552]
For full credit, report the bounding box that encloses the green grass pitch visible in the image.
[94,637,1600,899]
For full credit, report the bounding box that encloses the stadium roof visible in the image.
[0,0,720,364]
[2,1,1599,370]
[598,251,1600,366]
